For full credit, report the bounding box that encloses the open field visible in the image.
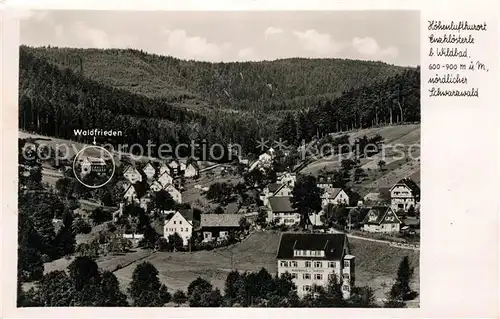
[111,231,419,303]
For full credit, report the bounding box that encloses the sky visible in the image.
[19,10,420,66]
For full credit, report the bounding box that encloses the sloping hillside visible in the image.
[301,124,420,195]
[23,46,411,113]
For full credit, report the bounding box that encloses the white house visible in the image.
[362,206,401,233]
[390,178,420,213]
[274,184,293,197]
[276,233,355,299]
[123,166,142,184]
[321,188,350,208]
[150,180,163,193]
[163,210,194,247]
[143,162,157,180]
[123,185,139,204]
[159,163,170,175]
[165,184,182,203]
[267,196,300,226]
[184,162,200,178]
[157,171,173,187]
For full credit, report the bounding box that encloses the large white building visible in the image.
[276,233,355,299]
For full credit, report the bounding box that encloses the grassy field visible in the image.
[111,231,419,303]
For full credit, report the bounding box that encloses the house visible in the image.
[143,162,157,180]
[362,206,401,233]
[168,159,181,176]
[163,210,194,247]
[200,214,242,242]
[276,233,355,299]
[150,180,164,193]
[123,185,139,204]
[123,165,142,184]
[277,172,297,187]
[81,156,107,176]
[260,183,284,206]
[274,184,293,197]
[309,211,324,227]
[158,163,170,175]
[184,162,200,178]
[321,188,350,208]
[390,178,420,213]
[164,184,182,203]
[317,175,335,189]
[267,196,300,225]
[157,171,173,188]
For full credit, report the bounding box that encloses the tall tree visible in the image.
[128,261,168,306]
[291,175,323,227]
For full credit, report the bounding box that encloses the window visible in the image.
[328,262,336,268]
[314,261,323,268]
[303,273,311,280]
[305,261,311,268]
[204,232,210,238]
[173,221,176,224]
[344,260,350,268]
[180,220,182,224]
[303,285,311,292]
[292,261,298,267]
[280,261,289,267]
[314,274,323,280]
[291,273,297,279]
[180,228,183,232]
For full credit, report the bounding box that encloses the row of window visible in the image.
[166,227,190,232]
[301,284,350,293]
[280,260,351,268]
[294,250,325,257]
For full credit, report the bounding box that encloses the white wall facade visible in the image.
[163,212,192,246]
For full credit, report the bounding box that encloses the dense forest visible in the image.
[19,46,420,157]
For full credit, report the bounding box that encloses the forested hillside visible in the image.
[23,46,411,113]
[19,45,420,156]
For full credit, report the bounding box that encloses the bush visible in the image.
[73,217,92,234]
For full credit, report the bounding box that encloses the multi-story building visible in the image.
[390,178,420,213]
[362,206,401,233]
[163,210,194,247]
[321,188,350,208]
[267,196,301,226]
[276,233,355,299]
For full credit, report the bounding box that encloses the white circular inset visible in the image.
[73,145,116,189]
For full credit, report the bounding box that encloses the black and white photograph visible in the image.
[16,10,421,308]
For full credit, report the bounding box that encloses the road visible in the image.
[346,233,420,251]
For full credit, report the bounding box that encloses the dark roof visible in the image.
[267,183,282,193]
[276,232,348,260]
[179,208,194,222]
[269,196,294,212]
[200,214,242,228]
[392,178,420,196]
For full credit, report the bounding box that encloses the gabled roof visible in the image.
[267,183,282,193]
[200,214,242,228]
[123,165,141,175]
[186,161,199,170]
[362,206,401,225]
[390,178,420,196]
[276,233,348,260]
[143,161,156,171]
[269,196,295,212]
[165,210,194,225]
[323,188,345,199]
